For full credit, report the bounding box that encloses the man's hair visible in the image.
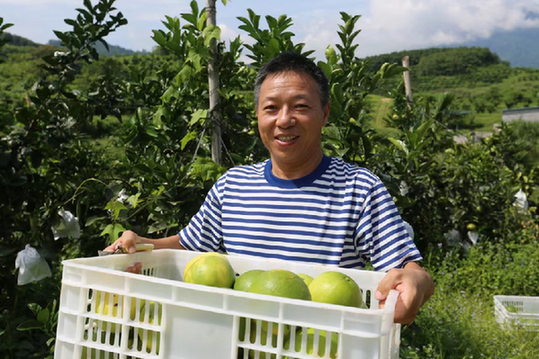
[254,51,330,108]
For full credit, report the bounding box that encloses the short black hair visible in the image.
[254,52,330,108]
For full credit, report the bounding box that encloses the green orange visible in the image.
[234,269,265,292]
[286,328,338,358]
[183,252,235,288]
[297,273,313,287]
[248,269,311,301]
[309,271,362,308]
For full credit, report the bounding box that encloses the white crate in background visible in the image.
[494,295,539,330]
[55,249,401,359]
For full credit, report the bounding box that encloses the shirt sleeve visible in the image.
[354,179,422,272]
[179,175,225,253]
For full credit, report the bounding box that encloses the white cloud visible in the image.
[356,0,539,57]
[291,0,539,60]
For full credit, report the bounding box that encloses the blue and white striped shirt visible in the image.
[179,156,422,272]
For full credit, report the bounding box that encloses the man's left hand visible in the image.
[375,261,435,324]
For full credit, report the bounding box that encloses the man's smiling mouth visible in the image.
[276,135,298,142]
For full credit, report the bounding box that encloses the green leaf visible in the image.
[181,131,198,150]
[98,38,110,53]
[127,193,141,208]
[415,119,433,141]
[100,223,126,242]
[331,83,344,106]
[17,320,42,331]
[64,19,78,27]
[177,65,193,83]
[151,30,167,47]
[146,127,158,138]
[203,25,221,46]
[196,10,207,32]
[53,30,70,45]
[105,200,127,220]
[37,308,50,324]
[325,45,338,66]
[267,38,280,57]
[85,216,106,227]
[161,86,178,102]
[0,23,14,31]
[317,61,332,82]
[380,63,408,79]
[83,0,93,12]
[189,109,208,127]
[153,106,169,127]
[388,138,407,154]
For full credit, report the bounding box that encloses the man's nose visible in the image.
[276,107,295,128]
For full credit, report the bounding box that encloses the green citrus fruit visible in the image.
[289,328,338,359]
[234,269,265,292]
[309,271,362,307]
[248,269,311,301]
[137,301,162,354]
[466,223,477,231]
[183,252,235,288]
[297,273,313,287]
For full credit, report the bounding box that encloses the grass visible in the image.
[471,112,503,132]
[400,222,539,358]
[402,291,539,358]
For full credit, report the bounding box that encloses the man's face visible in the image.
[256,71,330,169]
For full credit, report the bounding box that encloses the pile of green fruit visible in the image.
[183,252,366,359]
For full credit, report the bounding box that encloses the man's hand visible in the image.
[375,261,434,324]
[104,230,139,254]
[103,231,184,253]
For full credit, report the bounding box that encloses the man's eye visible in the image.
[264,105,277,110]
[296,104,309,109]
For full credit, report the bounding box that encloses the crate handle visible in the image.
[385,289,399,311]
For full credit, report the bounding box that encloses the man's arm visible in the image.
[104,230,185,253]
[375,261,435,324]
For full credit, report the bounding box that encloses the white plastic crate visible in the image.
[494,295,539,330]
[55,250,401,359]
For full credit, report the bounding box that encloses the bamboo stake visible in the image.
[206,0,222,165]
[402,56,413,107]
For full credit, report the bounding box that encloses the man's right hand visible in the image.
[104,230,139,254]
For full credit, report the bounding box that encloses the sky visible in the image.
[2,0,539,60]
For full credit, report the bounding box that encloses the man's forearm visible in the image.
[138,234,185,250]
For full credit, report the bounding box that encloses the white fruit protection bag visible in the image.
[15,244,52,285]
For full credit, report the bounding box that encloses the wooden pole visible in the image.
[402,56,413,107]
[206,0,222,165]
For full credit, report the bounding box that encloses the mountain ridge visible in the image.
[3,26,539,68]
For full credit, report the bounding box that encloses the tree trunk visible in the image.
[206,0,222,165]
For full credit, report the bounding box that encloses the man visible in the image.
[106,52,434,324]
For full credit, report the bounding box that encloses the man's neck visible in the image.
[270,151,324,180]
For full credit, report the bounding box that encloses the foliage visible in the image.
[367,88,538,251]
[320,13,408,164]
[416,47,503,76]
[0,18,14,51]
[237,9,314,67]
[401,223,539,358]
[0,2,128,357]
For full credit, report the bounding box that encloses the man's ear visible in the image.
[322,101,331,127]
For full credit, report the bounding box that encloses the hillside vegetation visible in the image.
[363,47,539,132]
